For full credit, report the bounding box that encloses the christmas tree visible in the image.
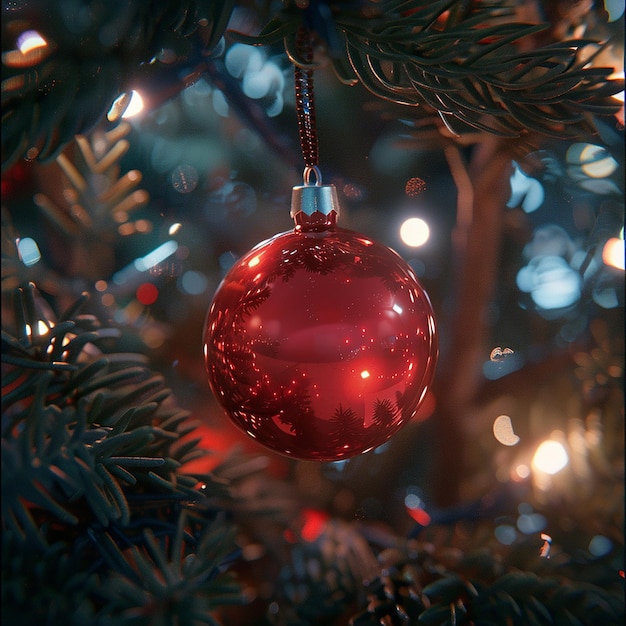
[2,1,624,624]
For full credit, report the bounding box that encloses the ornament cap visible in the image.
[290,182,340,231]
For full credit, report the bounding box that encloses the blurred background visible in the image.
[2,1,624,623]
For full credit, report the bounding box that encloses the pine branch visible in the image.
[1,285,228,540]
[2,512,244,625]
[229,0,623,138]
[254,515,624,626]
[1,283,248,623]
[34,122,150,245]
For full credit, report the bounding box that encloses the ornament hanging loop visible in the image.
[303,165,322,186]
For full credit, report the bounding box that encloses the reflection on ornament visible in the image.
[203,183,438,461]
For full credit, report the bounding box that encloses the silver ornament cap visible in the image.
[290,167,339,231]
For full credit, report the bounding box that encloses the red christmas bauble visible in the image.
[203,184,437,461]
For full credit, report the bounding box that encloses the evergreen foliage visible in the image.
[229,0,624,136]
[255,520,624,625]
[2,0,624,170]
[1,283,243,623]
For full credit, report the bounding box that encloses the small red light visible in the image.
[406,506,432,526]
[300,508,329,542]
[136,282,158,305]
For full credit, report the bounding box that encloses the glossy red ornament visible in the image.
[203,183,437,461]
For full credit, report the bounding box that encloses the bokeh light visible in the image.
[17,30,47,53]
[490,346,514,362]
[532,439,569,475]
[492,414,520,446]
[25,320,52,337]
[179,270,209,295]
[517,512,547,534]
[540,533,552,558]
[566,143,619,178]
[588,535,613,557]
[16,237,41,266]
[604,0,625,21]
[507,163,544,213]
[405,177,427,196]
[602,237,625,270]
[212,89,229,117]
[171,165,198,194]
[516,256,581,310]
[514,464,531,480]
[495,524,517,545]
[224,43,285,117]
[400,217,430,247]
[134,240,178,272]
[136,282,159,306]
[122,91,144,118]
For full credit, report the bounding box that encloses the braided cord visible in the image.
[294,27,320,183]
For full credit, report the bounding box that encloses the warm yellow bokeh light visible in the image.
[400,217,430,247]
[602,237,625,270]
[532,439,569,475]
[514,464,531,479]
[122,91,145,118]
